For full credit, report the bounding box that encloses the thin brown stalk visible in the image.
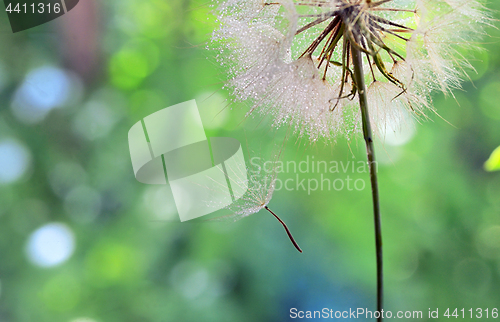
[351,44,383,322]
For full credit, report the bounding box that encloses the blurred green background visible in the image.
[0,1,500,321]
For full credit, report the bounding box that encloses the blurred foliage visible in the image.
[485,146,500,172]
[0,1,500,322]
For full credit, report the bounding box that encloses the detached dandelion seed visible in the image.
[211,0,490,320]
[214,158,302,252]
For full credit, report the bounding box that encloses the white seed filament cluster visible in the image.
[212,0,489,141]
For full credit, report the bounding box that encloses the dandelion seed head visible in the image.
[211,0,491,141]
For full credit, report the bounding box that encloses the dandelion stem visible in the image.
[264,206,303,253]
[351,44,383,322]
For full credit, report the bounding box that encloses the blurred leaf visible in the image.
[485,146,500,171]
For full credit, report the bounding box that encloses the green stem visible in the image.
[351,44,383,321]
